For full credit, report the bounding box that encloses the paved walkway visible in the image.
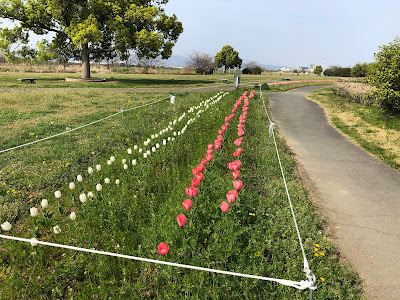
[266,86,400,300]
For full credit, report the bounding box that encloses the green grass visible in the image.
[307,87,400,170]
[0,71,336,89]
[0,87,362,299]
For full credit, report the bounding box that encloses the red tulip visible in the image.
[233,150,240,158]
[226,190,238,203]
[233,180,243,191]
[236,148,243,154]
[218,129,224,135]
[177,214,187,227]
[232,170,240,179]
[225,116,230,122]
[182,199,193,211]
[195,173,204,182]
[192,168,199,175]
[220,201,229,213]
[221,125,227,131]
[206,154,213,161]
[215,142,221,150]
[228,161,241,171]
[185,186,198,197]
[158,242,169,255]
[197,164,205,172]
[201,158,207,166]
[208,144,214,150]
[225,122,229,128]
[238,130,245,137]
[192,178,200,188]
[234,139,242,146]
[230,114,235,119]
[207,149,213,155]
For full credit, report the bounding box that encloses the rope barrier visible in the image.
[261,97,317,295]
[0,96,171,154]
[0,234,315,290]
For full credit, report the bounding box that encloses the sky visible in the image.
[1,0,400,68]
[163,0,400,67]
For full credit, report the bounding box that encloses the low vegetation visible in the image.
[0,86,362,299]
[307,87,400,170]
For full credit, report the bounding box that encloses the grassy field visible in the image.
[0,86,362,299]
[307,87,400,170]
[0,71,333,89]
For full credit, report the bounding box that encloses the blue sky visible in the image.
[164,0,400,67]
[2,0,400,68]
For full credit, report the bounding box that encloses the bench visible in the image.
[282,78,291,81]
[18,78,36,84]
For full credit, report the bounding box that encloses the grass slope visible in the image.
[307,87,400,171]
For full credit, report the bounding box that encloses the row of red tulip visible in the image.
[219,90,254,213]
[157,91,254,255]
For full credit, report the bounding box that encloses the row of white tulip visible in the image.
[0,92,229,236]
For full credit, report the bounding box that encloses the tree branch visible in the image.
[88,48,115,54]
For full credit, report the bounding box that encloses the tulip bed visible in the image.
[0,88,362,299]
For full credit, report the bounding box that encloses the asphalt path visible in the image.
[266,86,400,300]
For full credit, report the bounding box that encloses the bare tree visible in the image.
[128,54,165,68]
[186,51,214,74]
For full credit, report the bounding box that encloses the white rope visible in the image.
[0,96,170,154]
[0,234,314,290]
[262,98,316,289]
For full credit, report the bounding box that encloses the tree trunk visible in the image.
[81,43,90,79]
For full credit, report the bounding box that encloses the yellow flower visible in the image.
[65,163,69,166]
[281,234,286,237]
[6,190,10,193]
[126,137,130,141]
[315,244,320,248]
[29,133,34,136]
[97,136,100,139]
[315,253,319,257]
[28,194,33,198]
[255,251,261,257]
[11,171,14,174]
[1,182,5,186]
[320,252,325,256]
[314,248,318,251]
[48,168,52,171]
[29,199,33,202]
[42,161,45,164]
[320,277,325,282]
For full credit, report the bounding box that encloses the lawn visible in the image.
[0,86,362,299]
[307,87,400,170]
[0,71,334,89]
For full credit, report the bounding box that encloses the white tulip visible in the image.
[152,147,156,152]
[151,134,155,139]
[163,139,166,145]
[69,182,75,190]
[87,191,94,198]
[122,159,127,164]
[77,175,83,182]
[168,137,171,141]
[156,143,160,149]
[143,153,148,158]
[30,207,39,217]
[41,199,48,209]
[96,183,102,191]
[30,238,38,246]
[104,178,110,184]
[53,225,61,234]
[54,190,61,199]
[110,156,116,162]
[1,221,11,231]
[155,134,159,138]
[127,148,132,154]
[96,164,101,171]
[159,131,162,135]
[115,179,120,185]
[88,167,93,174]
[172,137,175,141]
[132,159,137,166]
[79,193,87,203]
[146,150,151,155]
[173,132,177,136]
[123,164,128,169]
[178,132,181,136]
[144,141,148,146]
[107,160,112,165]
[134,145,138,150]
[139,148,143,153]
[69,212,76,221]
